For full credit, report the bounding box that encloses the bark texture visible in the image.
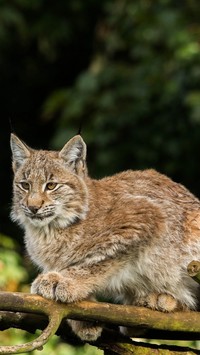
[0,291,199,354]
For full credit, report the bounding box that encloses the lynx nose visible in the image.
[28,205,39,214]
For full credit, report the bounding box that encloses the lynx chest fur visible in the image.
[10,134,200,341]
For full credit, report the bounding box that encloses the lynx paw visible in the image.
[68,320,102,342]
[156,294,178,312]
[31,272,77,303]
[139,293,180,312]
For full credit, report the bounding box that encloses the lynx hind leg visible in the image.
[120,293,182,337]
[68,319,102,342]
[139,293,184,312]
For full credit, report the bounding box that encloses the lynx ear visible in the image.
[10,133,31,171]
[59,135,87,176]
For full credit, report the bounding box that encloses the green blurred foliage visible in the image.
[0,328,102,355]
[42,0,200,195]
[0,234,28,292]
[2,0,200,236]
[0,0,105,238]
[1,0,200,352]
[0,0,102,127]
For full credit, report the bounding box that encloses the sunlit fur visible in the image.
[10,133,200,341]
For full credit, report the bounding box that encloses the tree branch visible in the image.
[0,291,199,354]
[0,304,63,354]
[98,341,200,355]
[187,260,200,284]
[0,291,200,333]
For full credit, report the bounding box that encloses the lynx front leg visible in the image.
[31,257,120,301]
[31,262,118,341]
[31,271,93,303]
[31,271,103,341]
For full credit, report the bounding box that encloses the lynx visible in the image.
[10,133,200,341]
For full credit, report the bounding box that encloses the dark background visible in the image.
[1,0,200,245]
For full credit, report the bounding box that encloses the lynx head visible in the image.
[10,134,89,229]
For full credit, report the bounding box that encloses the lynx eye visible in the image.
[20,182,30,191]
[46,182,57,191]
